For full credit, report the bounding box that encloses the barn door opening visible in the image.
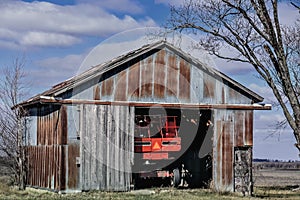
[234,146,253,196]
[181,109,213,188]
[132,107,213,188]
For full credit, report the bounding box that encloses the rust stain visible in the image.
[234,112,244,147]
[140,57,153,97]
[115,70,127,101]
[60,106,68,145]
[167,54,178,96]
[68,143,80,189]
[156,49,165,65]
[179,59,190,100]
[225,122,233,186]
[94,85,100,100]
[128,61,140,98]
[244,111,253,146]
[60,146,66,190]
[216,120,222,186]
[222,87,225,104]
[221,122,233,186]
[101,77,114,97]
[154,51,166,98]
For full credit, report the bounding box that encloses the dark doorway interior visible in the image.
[132,107,213,188]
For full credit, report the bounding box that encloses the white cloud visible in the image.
[32,53,87,89]
[75,0,145,14]
[0,1,156,48]
[154,0,185,6]
[21,32,81,47]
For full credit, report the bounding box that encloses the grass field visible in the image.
[0,164,300,199]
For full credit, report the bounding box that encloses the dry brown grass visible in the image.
[0,167,299,199]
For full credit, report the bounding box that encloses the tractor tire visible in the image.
[172,168,181,187]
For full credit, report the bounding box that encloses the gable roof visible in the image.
[18,40,264,108]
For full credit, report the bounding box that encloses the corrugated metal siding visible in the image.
[213,110,253,192]
[80,104,134,191]
[36,105,67,145]
[70,48,252,105]
[27,105,69,191]
[67,142,80,190]
[27,145,67,191]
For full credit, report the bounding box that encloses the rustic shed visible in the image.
[19,41,271,195]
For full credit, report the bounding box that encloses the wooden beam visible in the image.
[38,97,272,110]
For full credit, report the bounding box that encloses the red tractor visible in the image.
[133,115,182,187]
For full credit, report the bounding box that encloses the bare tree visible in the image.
[0,58,29,190]
[165,0,300,154]
[291,0,300,10]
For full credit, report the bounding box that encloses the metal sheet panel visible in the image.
[140,56,153,97]
[179,59,190,100]
[167,54,178,97]
[128,61,140,99]
[37,105,67,145]
[115,70,127,101]
[234,112,244,147]
[154,50,166,98]
[80,104,135,191]
[244,111,253,146]
[27,145,67,191]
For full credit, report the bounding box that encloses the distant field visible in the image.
[253,161,300,187]
[253,168,300,187]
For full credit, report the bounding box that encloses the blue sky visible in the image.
[0,0,299,160]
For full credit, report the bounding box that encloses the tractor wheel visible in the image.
[171,168,181,187]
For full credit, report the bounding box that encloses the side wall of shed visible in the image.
[26,105,68,191]
[213,109,253,193]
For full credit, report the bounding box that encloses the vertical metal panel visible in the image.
[214,119,234,192]
[101,77,114,97]
[80,104,134,191]
[115,70,127,101]
[203,73,215,100]
[60,105,68,145]
[244,111,253,146]
[190,66,204,102]
[179,59,190,100]
[27,105,68,191]
[222,87,225,104]
[166,54,178,97]
[215,120,222,188]
[94,85,100,100]
[140,56,153,97]
[27,145,67,191]
[128,61,140,99]
[154,50,166,98]
[234,112,244,147]
[222,122,233,187]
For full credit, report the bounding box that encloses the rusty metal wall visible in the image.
[27,105,71,191]
[213,110,253,192]
[79,104,135,191]
[36,105,67,145]
[27,145,67,191]
[71,48,253,105]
